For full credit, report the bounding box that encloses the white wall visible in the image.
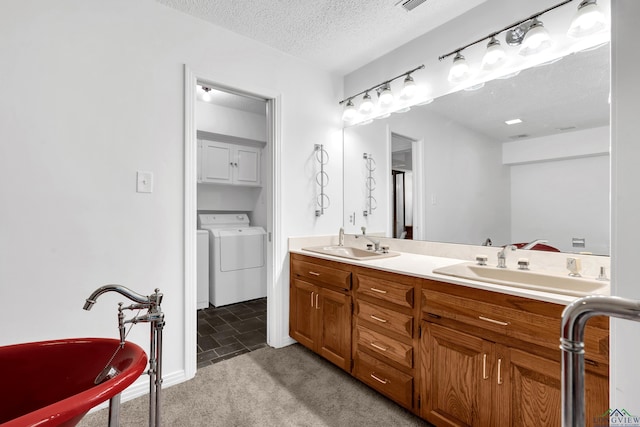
[0,0,342,393]
[197,101,266,143]
[506,126,610,255]
[510,155,610,254]
[610,0,640,412]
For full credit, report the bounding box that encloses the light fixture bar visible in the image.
[438,0,575,61]
[338,64,425,105]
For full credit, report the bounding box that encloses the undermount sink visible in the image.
[433,262,609,297]
[302,245,400,260]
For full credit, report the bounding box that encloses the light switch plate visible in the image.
[137,171,153,193]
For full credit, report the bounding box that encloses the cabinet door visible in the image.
[420,322,491,427]
[289,279,317,351]
[318,287,352,371]
[507,348,561,427]
[201,141,233,183]
[235,146,260,185]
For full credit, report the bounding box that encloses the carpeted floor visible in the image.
[78,344,430,426]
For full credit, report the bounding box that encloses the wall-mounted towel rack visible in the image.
[315,144,329,216]
[363,153,376,216]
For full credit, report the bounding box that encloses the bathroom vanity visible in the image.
[289,249,609,427]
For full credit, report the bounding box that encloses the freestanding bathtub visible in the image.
[0,338,147,427]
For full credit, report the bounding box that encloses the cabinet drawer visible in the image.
[291,259,351,290]
[357,300,413,339]
[421,281,609,366]
[354,351,413,409]
[356,274,414,308]
[357,325,413,368]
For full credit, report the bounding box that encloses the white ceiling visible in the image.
[156,0,486,74]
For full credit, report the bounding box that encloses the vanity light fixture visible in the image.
[481,37,507,70]
[338,64,425,122]
[201,86,212,102]
[359,92,374,114]
[568,0,606,38]
[401,74,417,98]
[342,99,357,121]
[447,52,470,83]
[519,18,553,56]
[439,0,586,81]
[378,83,394,106]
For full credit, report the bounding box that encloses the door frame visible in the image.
[183,65,282,379]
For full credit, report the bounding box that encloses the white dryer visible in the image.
[198,213,267,307]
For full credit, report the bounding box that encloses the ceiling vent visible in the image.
[396,0,428,12]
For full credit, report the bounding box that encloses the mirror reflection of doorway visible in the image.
[391,133,415,239]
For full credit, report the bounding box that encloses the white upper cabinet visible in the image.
[198,140,261,186]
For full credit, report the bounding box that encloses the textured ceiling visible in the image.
[156,0,486,74]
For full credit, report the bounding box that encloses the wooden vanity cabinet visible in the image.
[352,267,420,411]
[289,253,352,371]
[419,279,609,427]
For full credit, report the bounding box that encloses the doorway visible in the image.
[195,84,270,368]
[183,66,281,379]
[391,133,416,239]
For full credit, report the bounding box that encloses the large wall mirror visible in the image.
[343,43,610,255]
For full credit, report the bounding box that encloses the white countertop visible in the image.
[289,236,610,305]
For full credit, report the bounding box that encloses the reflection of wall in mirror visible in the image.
[343,120,390,236]
[344,106,511,245]
[506,126,610,255]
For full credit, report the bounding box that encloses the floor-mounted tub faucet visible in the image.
[497,245,517,268]
[521,239,548,250]
[84,285,164,427]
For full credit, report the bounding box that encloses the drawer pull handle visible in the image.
[309,271,321,276]
[497,358,503,385]
[370,287,388,294]
[370,342,388,352]
[310,292,314,308]
[482,353,489,380]
[370,373,388,384]
[479,316,509,326]
[315,293,319,309]
[370,315,387,323]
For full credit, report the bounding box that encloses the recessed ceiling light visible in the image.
[505,118,523,125]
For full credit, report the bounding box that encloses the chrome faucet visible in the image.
[521,239,548,250]
[356,226,380,251]
[339,227,345,246]
[84,285,164,427]
[497,245,516,268]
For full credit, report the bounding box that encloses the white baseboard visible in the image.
[88,369,188,413]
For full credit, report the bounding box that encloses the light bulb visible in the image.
[519,19,552,56]
[482,37,506,70]
[401,75,417,99]
[378,84,394,106]
[359,93,374,115]
[568,0,606,38]
[342,99,357,121]
[448,52,470,83]
[202,87,212,102]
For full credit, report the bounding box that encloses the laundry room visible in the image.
[195,83,270,368]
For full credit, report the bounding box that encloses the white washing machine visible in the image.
[198,213,267,307]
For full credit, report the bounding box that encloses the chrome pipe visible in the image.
[108,393,121,427]
[155,318,164,427]
[561,295,640,427]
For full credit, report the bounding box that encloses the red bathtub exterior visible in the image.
[0,338,147,427]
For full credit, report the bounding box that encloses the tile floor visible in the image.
[196,297,267,369]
